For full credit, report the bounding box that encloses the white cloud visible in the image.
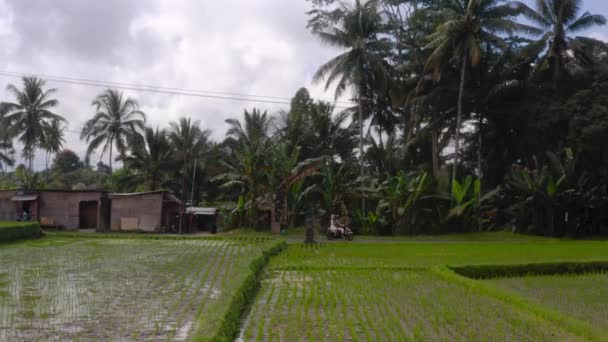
[0,0,346,170]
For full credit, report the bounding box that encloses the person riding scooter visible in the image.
[327,214,354,240]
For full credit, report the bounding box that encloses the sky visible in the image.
[0,0,606,170]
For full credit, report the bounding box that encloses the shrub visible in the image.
[451,261,608,279]
[0,221,42,242]
[192,240,287,342]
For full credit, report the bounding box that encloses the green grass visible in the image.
[241,234,608,341]
[4,230,608,340]
[269,239,608,269]
[0,235,281,341]
[0,221,42,242]
[241,269,578,341]
[485,273,608,333]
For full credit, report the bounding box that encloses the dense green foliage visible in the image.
[0,221,42,242]
[1,0,608,237]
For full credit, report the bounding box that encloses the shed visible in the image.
[185,207,218,233]
[0,189,109,230]
[109,191,182,232]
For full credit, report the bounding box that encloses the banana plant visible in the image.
[504,151,579,235]
[372,171,429,234]
[446,175,500,230]
[447,176,479,219]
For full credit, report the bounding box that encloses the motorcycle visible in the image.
[327,215,354,241]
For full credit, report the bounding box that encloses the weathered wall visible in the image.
[110,193,163,232]
[38,192,104,229]
[0,191,17,221]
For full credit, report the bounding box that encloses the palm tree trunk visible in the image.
[358,96,365,215]
[553,56,560,88]
[180,159,188,234]
[109,137,114,174]
[431,124,439,177]
[28,150,34,189]
[45,151,50,183]
[477,113,483,231]
[452,55,468,185]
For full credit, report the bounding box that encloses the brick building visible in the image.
[0,189,109,230]
[0,189,182,233]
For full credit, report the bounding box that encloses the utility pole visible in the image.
[190,158,197,208]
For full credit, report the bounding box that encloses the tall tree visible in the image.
[0,104,15,172]
[168,117,210,203]
[216,108,273,226]
[1,77,65,177]
[425,0,537,184]
[517,0,607,83]
[123,127,173,191]
[81,89,146,173]
[309,0,389,212]
[42,119,65,180]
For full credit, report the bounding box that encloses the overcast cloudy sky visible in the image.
[0,0,606,169]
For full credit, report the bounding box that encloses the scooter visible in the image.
[327,215,354,241]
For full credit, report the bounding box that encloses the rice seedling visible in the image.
[485,272,608,332]
[241,267,581,341]
[269,240,608,269]
[0,236,279,341]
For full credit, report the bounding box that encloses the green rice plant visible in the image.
[0,236,279,341]
[486,272,608,332]
[431,265,604,341]
[0,222,42,243]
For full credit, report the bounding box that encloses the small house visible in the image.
[0,189,109,230]
[109,191,182,232]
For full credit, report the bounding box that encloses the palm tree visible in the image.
[215,109,273,226]
[311,0,389,212]
[224,108,273,149]
[306,102,358,163]
[0,104,15,172]
[168,117,210,203]
[42,119,65,180]
[123,127,173,191]
[1,77,65,176]
[425,0,537,184]
[516,0,607,82]
[81,89,146,173]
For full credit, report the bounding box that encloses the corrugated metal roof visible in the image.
[186,207,217,215]
[11,194,38,201]
[109,190,167,197]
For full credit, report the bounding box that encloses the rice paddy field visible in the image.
[0,236,280,341]
[485,273,608,333]
[241,237,608,341]
[2,232,608,341]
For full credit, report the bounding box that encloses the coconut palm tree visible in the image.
[310,0,389,212]
[81,89,146,173]
[516,0,607,82]
[0,104,15,172]
[424,0,538,184]
[168,117,211,202]
[224,108,273,149]
[1,77,65,176]
[214,109,273,226]
[42,119,65,180]
[123,127,173,191]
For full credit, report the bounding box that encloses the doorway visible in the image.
[79,201,98,229]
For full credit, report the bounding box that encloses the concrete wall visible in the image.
[0,191,16,221]
[110,193,163,232]
[0,190,107,230]
[38,192,105,229]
